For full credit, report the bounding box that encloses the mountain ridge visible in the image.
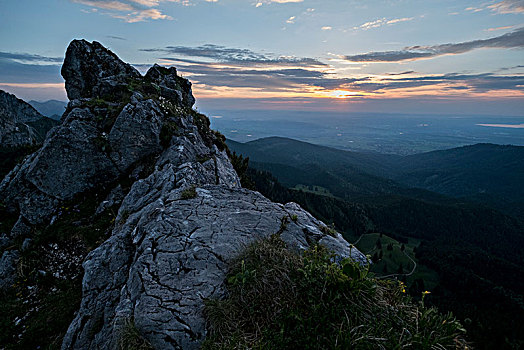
[0,40,366,349]
[28,99,67,120]
[0,90,59,147]
[228,136,524,218]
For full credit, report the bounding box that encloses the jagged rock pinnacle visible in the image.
[62,40,141,100]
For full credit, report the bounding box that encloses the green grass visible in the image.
[203,235,467,350]
[118,318,153,350]
[354,233,440,291]
[294,184,334,197]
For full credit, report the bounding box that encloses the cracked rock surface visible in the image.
[63,183,365,350]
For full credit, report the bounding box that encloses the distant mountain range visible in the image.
[227,137,524,218]
[28,99,67,120]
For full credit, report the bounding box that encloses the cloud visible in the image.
[477,123,524,128]
[140,43,524,100]
[254,0,302,7]
[0,59,62,84]
[486,25,515,31]
[72,0,133,11]
[70,0,181,22]
[106,35,127,40]
[321,26,332,31]
[386,71,416,76]
[0,52,63,63]
[110,8,173,22]
[185,62,523,96]
[344,27,524,62]
[389,73,524,92]
[465,6,483,13]
[167,61,361,93]
[141,44,327,67]
[255,0,303,5]
[488,0,524,14]
[353,17,414,30]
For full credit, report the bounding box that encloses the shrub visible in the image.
[320,224,338,237]
[160,121,179,148]
[119,318,153,350]
[180,185,197,200]
[203,236,467,349]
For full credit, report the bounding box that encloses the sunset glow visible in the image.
[0,0,522,114]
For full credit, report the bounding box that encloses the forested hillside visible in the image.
[229,148,524,349]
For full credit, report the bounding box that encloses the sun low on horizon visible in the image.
[0,0,523,115]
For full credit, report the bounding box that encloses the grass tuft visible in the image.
[203,236,468,349]
[119,318,154,350]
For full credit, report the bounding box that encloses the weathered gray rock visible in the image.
[108,95,163,171]
[0,40,196,227]
[0,89,58,147]
[95,184,125,215]
[145,64,195,108]
[10,216,31,238]
[61,39,141,101]
[61,112,363,349]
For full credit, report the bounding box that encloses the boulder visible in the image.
[61,40,141,101]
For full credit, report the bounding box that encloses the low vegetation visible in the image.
[118,318,154,350]
[180,185,197,199]
[203,235,467,350]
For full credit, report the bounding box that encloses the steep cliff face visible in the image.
[0,40,365,349]
[0,90,59,147]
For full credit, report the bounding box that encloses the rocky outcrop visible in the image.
[0,39,196,226]
[61,40,142,101]
[0,90,59,147]
[0,40,365,349]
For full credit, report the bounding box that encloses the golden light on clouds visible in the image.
[0,82,65,89]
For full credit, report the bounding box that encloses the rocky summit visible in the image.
[0,40,365,349]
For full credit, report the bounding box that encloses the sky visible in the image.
[0,0,523,115]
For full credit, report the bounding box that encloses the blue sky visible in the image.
[0,0,523,115]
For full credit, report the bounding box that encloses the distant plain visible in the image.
[209,110,524,155]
